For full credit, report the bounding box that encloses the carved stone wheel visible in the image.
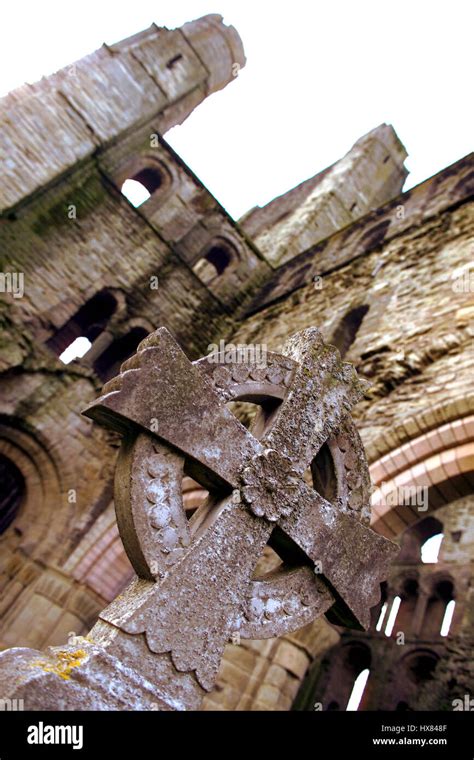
[113,345,374,642]
[0,335,399,710]
[0,314,400,713]
[83,326,397,690]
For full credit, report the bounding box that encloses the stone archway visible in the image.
[292,405,474,712]
[0,419,111,650]
[0,421,63,562]
[0,452,25,535]
[369,413,474,537]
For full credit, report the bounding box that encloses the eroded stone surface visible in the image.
[0,326,396,709]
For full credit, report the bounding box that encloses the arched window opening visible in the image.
[121,167,164,208]
[397,578,419,633]
[346,668,370,711]
[205,245,232,275]
[343,643,371,711]
[59,336,92,365]
[440,599,456,637]
[331,305,369,358]
[385,595,402,636]
[421,533,444,563]
[398,515,443,564]
[372,581,388,631]
[0,453,25,534]
[299,641,371,714]
[376,603,388,632]
[47,289,118,360]
[192,241,235,285]
[93,327,148,382]
[421,579,455,639]
[121,179,150,207]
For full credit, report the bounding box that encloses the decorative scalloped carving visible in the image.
[86,326,398,701]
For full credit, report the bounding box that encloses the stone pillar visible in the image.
[412,589,430,637]
[82,331,115,367]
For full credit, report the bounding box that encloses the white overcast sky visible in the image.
[1,1,473,219]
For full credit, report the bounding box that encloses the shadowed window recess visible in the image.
[121,167,165,208]
[331,305,370,358]
[93,327,149,382]
[192,239,237,285]
[47,289,118,363]
[421,579,456,638]
[0,453,25,534]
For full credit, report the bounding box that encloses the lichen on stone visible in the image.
[30,648,88,680]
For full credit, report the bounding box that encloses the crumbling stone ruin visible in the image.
[0,14,473,711]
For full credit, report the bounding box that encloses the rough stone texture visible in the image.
[232,196,474,458]
[0,137,269,367]
[0,15,245,213]
[297,497,474,711]
[203,157,473,710]
[0,13,260,659]
[202,618,339,711]
[240,124,408,266]
[243,153,474,313]
[0,327,394,709]
[0,10,473,712]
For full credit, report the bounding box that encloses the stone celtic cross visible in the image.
[0,327,397,710]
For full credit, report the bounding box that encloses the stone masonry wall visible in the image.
[0,14,258,652]
[0,12,472,712]
[204,163,474,711]
[232,196,474,455]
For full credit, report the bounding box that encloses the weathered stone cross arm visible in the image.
[0,326,398,710]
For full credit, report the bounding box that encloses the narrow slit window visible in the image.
[375,602,388,632]
[331,305,369,358]
[385,596,401,636]
[440,600,456,637]
[166,53,183,69]
[346,669,370,711]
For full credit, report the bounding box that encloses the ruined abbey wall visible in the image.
[0,13,472,711]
